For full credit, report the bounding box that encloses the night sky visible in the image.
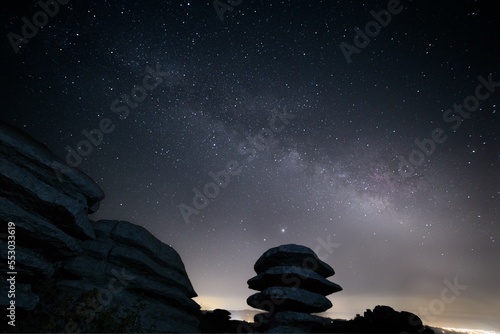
[1,0,499,331]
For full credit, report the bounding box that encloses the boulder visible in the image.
[0,197,82,256]
[0,158,95,239]
[0,120,104,211]
[248,266,342,295]
[255,311,334,330]
[109,245,196,297]
[0,122,201,332]
[270,311,335,326]
[247,287,332,313]
[62,255,199,312]
[92,220,191,280]
[247,244,342,333]
[54,280,200,333]
[254,244,335,277]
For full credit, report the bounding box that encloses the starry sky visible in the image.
[1,0,499,331]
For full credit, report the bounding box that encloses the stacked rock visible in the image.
[246,244,342,333]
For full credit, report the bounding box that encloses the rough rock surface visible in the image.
[0,120,200,332]
[247,244,342,333]
[254,311,334,333]
[254,243,335,277]
[248,286,332,313]
[248,265,342,295]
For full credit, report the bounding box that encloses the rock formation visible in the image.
[0,120,438,333]
[246,244,342,333]
[0,120,200,332]
[339,305,435,333]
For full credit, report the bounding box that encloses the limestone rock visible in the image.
[248,266,342,295]
[0,197,82,256]
[0,119,104,210]
[247,244,342,333]
[0,158,95,239]
[0,122,200,332]
[247,287,332,313]
[55,280,200,333]
[92,219,194,293]
[255,311,334,333]
[254,244,335,277]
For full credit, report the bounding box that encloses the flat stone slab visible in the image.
[248,266,342,295]
[254,244,335,277]
[0,120,104,211]
[247,287,332,313]
[254,311,335,333]
[0,197,82,256]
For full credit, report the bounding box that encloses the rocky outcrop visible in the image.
[0,120,200,332]
[246,244,343,333]
[331,305,435,333]
[199,309,249,333]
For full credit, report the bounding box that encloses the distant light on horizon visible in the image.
[440,328,498,334]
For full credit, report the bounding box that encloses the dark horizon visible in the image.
[1,1,499,332]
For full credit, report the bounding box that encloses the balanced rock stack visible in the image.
[0,120,200,332]
[247,244,342,333]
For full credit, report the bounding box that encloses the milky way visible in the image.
[1,1,498,331]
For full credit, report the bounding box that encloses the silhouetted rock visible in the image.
[0,197,82,256]
[248,266,342,295]
[199,309,247,333]
[248,286,332,313]
[256,311,335,332]
[0,120,104,209]
[0,121,200,332]
[254,244,335,277]
[317,305,435,334]
[91,219,196,296]
[247,244,342,333]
